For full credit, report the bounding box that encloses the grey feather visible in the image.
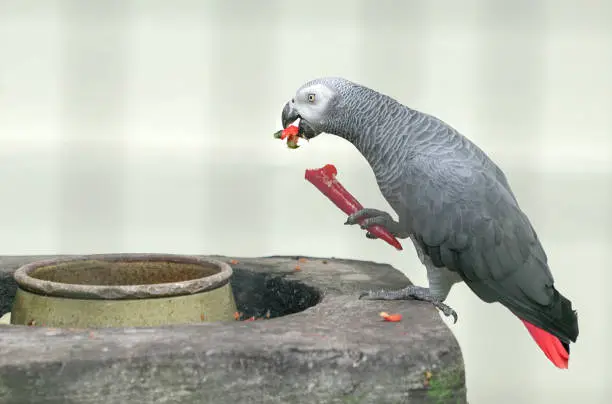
[301,77,578,344]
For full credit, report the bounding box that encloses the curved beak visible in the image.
[281,100,299,129]
[281,99,322,140]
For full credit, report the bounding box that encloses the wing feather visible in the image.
[400,154,577,341]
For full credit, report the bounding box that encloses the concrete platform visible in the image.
[0,255,466,404]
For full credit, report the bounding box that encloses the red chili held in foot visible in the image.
[304,164,402,251]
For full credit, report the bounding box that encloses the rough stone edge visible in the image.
[0,255,466,404]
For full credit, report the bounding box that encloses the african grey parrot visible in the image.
[280,77,579,368]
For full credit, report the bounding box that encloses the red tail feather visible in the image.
[520,319,569,369]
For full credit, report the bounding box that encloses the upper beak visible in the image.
[281,100,299,129]
[281,99,321,140]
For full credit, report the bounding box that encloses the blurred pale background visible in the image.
[1,0,611,403]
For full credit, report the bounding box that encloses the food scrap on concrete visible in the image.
[234,311,272,322]
[379,312,402,322]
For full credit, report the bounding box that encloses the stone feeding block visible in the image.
[0,255,466,404]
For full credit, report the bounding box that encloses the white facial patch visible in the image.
[296,83,335,125]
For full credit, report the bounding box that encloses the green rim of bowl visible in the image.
[13,253,233,300]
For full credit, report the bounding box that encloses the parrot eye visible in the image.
[307,93,316,103]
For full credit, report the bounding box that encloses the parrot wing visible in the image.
[401,154,578,343]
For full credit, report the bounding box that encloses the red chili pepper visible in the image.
[286,134,300,149]
[280,125,299,140]
[304,164,403,251]
[273,125,301,149]
[380,312,403,322]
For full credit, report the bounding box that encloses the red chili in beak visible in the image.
[273,125,301,149]
[280,125,299,140]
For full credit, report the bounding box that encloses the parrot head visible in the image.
[281,77,350,140]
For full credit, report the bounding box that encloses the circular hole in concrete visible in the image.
[230,268,321,319]
[0,256,322,327]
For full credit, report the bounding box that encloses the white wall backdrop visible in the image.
[1,1,611,403]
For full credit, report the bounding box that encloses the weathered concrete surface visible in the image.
[0,255,466,404]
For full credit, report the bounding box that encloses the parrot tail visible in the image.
[520,319,569,369]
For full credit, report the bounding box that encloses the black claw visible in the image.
[444,310,458,324]
[433,302,458,324]
[344,215,357,225]
[345,209,370,226]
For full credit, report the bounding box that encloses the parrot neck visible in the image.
[335,94,424,203]
[342,95,421,174]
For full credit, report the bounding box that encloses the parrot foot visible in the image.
[359,286,458,324]
[344,208,410,239]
